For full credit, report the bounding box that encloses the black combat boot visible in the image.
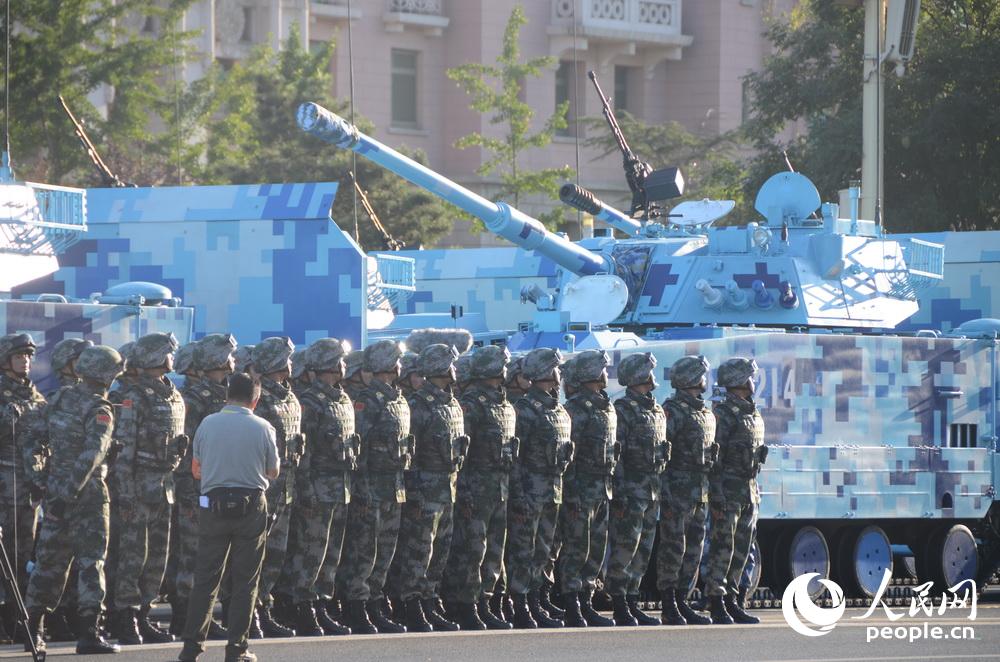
[677,594,712,625]
[258,605,296,637]
[76,610,121,655]
[452,602,486,631]
[627,594,660,626]
[366,599,404,634]
[724,594,759,624]
[403,598,433,633]
[169,599,187,637]
[611,595,638,627]
[315,600,350,635]
[24,609,46,654]
[708,596,734,625]
[138,605,175,642]
[527,590,563,628]
[208,617,229,640]
[422,598,459,631]
[538,582,565,618]
[500,592,514,624]
[115,608,143,645]
[478,597,511,630]
[561,592,587,628]
[271,592,296,629]
[511,593,537,630]
[47,605,78,641]
[293,601,324,636]
[660,589,687,626]
[247,607,263,640]
[344,600,376,635]
[580,591,615,627]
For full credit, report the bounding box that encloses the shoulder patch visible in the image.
[95,412,112,425]
[121,399,133,408]
[478,395,487,403]
[354,401,365,411]
[145,387,154,395]
[201,390,211,397]
[375,392,384,402]
[584,400,592,409]
[425,394,434,403]
[317,392,326,400]
[532,399,542,409]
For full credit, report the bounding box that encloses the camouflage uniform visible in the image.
[397,345,466,603]
[507,349,572,597]
[656,357,716,595]
[288,340,357,606]
[339,341,410,606]
[251,338,305,610]
[559,351,616,597]
[0,334,45,603]
[174,335,236,605]
[26,346,122,616]
[441,346,517,606]
[112,333,187,617]
[705,359,765,600]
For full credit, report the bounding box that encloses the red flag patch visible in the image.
[96,413,112,425]
[121,399,133,408]
[354,402,365,411]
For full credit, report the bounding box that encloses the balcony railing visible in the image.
[383,0,449,35]
[551,0,684,42]
[388,0,443,14]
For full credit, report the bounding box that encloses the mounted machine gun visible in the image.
[59,95,135,188]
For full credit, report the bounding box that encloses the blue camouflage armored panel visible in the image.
[0,298,193,394]
[11,182,368,349]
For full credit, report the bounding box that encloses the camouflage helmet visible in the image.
[174,343,199,376]
[455,353,474,385]
[617,352,657,387]
[195,333,238,371]
[505,354,525,387]
[418,343,460,378]
[0,333,37,364]
[307,338,350,372]
[290,349,309,380]
[522,348,563,382]
[344,350,366,379]
[572,350,611,384]
[560,355,580,389]
[253,337,295,375]
[470,345,510,380]
[364,340,403,374]
[50,338,94,374]
[130,332,179,370]
[398,352,421,380]
[670,355,710,389]
[233,344,255,374]
[75,345,125,386]
[717,357,758,388]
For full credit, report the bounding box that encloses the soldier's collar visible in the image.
[725,391,757,412]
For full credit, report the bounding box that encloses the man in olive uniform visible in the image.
[704,357,766,625]
[0,333,45,642]
[397,344,468,632]
[285,338,355,637]
[24,345,125,655]
[441,345,516,631]
[607,353,667,626]
[560,350,617,628]
[22,337,95,642]
[250,337,304,638]
[657,355,716,626]
[171,334,237,637]
[506,348,572,629]
[112,332,187,644]
[339,340,410,635]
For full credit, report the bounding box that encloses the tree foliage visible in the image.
[6,0,199,186]
[447,4,573,230]
[744,0,1000,231]
[196,26,453,250]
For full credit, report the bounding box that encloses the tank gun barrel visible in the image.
[297,102,611,277]
[559,184,642,237]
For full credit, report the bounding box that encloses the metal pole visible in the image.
[861,0,885,221]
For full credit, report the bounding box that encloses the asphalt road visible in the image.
[2,603,998,662]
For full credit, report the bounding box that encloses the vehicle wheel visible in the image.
[787,526,831,599]
[923,524,978,589]
[835,525,892,597]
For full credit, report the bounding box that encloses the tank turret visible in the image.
[297,102,611,278]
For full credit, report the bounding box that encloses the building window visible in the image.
[555,60,578,137]
[391,49,419,129]
[741,78,752,125]
[240,7,255,43]
[614,65,631,113]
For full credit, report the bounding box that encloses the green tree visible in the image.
[447,4,573,230]
[744,0,1000,231]
[7,0,201,186]
[199,25,453,250]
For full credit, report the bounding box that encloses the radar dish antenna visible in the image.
[754,171,821,224]
[559,274,629,327]
[668,199,736,228]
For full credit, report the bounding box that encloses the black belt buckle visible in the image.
[207,487,258,519]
